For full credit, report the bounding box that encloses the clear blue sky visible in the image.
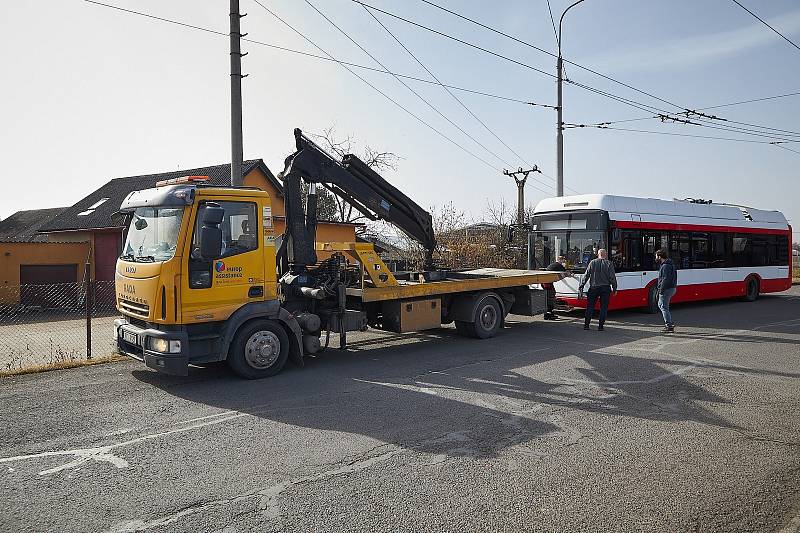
[1,0,798,240]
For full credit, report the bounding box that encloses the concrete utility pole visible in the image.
[556,0,586,197]
[230,0,247,186]
[503,167,540,226]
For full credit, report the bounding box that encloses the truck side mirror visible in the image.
[199,204,224,260]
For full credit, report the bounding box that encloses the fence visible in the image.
[0,281,118,372]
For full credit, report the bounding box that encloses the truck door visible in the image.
[181,199,266,323]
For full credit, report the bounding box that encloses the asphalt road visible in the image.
[2,287,800,533]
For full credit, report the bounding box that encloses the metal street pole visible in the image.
[556,54,564,197]
[556,0,586,198]
[230,0,246,186]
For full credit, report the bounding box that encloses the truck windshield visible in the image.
[122,207,185,262]
[531,230,607,272]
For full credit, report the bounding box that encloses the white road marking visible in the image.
[3,317,796,478]
[0,412,246,476]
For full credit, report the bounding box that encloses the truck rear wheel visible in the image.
[229,319,289,379]
[455,296,502,339]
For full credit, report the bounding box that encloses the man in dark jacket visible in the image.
[656,249,678,333]
[578,249,617,331]
[544,256,568,320]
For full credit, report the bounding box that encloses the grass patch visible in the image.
[0,354,126,378]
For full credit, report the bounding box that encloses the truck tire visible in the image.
[228,319,289,379]
[455,296,502,339]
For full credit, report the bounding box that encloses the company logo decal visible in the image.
[214,260,243,281]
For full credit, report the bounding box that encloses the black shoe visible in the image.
[598,325,604,331]
[583,324,590,330]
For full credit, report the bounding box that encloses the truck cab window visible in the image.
[193,201,258,259]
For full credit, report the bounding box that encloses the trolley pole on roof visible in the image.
[230,0,247,186]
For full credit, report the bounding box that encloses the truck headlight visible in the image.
[168,340,182,353]
[149,338,168,353]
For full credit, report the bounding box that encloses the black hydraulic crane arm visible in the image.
[279,128,436,272]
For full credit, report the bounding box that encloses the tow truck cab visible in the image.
[114,177,286,375]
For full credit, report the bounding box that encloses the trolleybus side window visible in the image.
[732,235,750,267]
[710,233,727,268]
[690,233,711,268]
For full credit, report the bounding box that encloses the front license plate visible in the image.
[121,330,139,345]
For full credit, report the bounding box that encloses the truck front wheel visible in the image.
[229,319,289,379]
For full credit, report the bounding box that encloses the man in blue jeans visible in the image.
[578,248,617,331]
[656,249,677,333]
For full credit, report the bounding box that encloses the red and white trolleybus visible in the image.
[530,195,793,312]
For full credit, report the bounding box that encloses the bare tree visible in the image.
[304,126,400,224]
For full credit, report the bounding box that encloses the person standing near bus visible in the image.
[578,248,617,331]
[656,249,677,333]
[543,255,569,320]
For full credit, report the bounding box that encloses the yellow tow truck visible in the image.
[115,129,563,378]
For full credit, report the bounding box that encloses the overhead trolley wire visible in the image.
[405,0,800,142]
[84,0,560,196]
[357,2,558,190]
[83,1,546,107]
[250,1,510,175]
[696,90,800,111]
[568,124,800,145]
[352,0,556,79]
[301,0,518,171]
[730,0,800,52]
[414,0,686,112]
[771,143,800,156]
[89,0,795,148]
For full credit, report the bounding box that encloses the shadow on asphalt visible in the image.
[127,293,800,458]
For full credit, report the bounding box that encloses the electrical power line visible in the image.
[412,0,800,139]
[544,0,567,80]
[357,2,554,188]
[84,0,562,196]
[83,1,549,108]
[88,0,797,149]
[251,0,508,174]
[545,0,560,46]
[730,0,800,52]
[696,90,800,111]
[413,0,687,112]
[302,0,519,171]
[771,142,800,156]
[352,0,556,79]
